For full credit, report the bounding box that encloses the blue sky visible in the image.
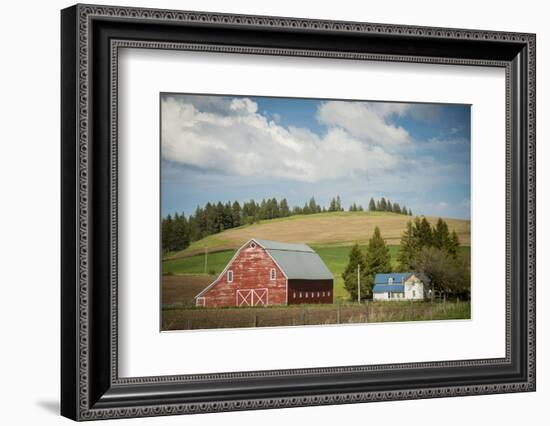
[161,93,471,219]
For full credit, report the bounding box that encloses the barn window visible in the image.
[227,270,233,283]
[327,291,330,297]
[299,292,302,298]
[317,292,320,297]
[270,268,276,280]
[305,292,309,298]
[293,292,296,299]
[250,242,256,249]
[322,291,325,297]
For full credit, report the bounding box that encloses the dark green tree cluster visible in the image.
[398,217,460,270]
[398,217,468,299]
[162,195,345,253]
[348,203,365,212]
[367,197,412,216]
[342,227,392,301]
[328,195,344,212]
[161,212,190,253]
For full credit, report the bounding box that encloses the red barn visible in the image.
[195,239,334,308]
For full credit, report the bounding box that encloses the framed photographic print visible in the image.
[61,4,536,421]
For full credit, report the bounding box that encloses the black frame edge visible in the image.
[61,4,79,421]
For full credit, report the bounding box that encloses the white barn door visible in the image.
[236,289,268,307]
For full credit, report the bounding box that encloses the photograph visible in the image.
[160,93,472,331]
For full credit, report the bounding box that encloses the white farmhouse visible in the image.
[372,273,430,301]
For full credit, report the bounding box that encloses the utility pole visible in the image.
[204,246,208,274]
[357,264,361,303]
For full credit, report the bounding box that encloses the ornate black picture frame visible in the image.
[61,4,536,421]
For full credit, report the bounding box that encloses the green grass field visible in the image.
[162,244,470,302]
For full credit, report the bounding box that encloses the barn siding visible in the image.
[287,279,333,305]
[200,243,287,308]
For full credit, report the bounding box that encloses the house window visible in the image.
[270,268,276,280]
[388,277,394,284]
[227,270,233,283]
[412,290,416,297]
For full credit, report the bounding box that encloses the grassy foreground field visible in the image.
[165,211,470,260]
[162,301,470,331]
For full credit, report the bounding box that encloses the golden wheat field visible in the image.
[167,212,470,259]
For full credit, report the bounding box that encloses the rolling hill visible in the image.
[165,211,470,260]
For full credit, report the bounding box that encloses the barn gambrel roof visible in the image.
[255,239,333,280]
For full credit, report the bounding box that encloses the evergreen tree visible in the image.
[401,205,407,215]
[342,243,369,301]
[308,197,318,214]
[376,200,381,210]
[368,197,376,212]
[161,214,174,253]
[336,195,343,211]
[447,230,460,258]
[329,197,337,212]
[398,221,418,270]
[231,201,241,228]
[358,204,364,212]
[364,227,392,297]
[408,208,413,216]
[280,198,290,217]
[380,197,388,212]
[387,199,393,212]
[173,212,190,251]
[393,202,401,214]
[432,218,450,250]
[413,216,433,248]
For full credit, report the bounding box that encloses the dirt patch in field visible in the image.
[162,274,212,306]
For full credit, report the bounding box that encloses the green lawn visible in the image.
[162,244,470,302]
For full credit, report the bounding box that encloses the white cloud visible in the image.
[161,96,404,183]
[316,101,411,147]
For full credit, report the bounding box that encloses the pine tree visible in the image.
[162,214,174,253]
[336,195,343,211]
[342,243,369,301]
[173,212,190,251]
[432,218,450,250]
[231,201,241,227]
[387,199,393,212]
[398,221,418,270]
[380,197,387,212]
[368,197,376,212]
[329,197,337,212]
[413,216,433,248]
[401,205,407,216]
[364,227,392,296]
[408,208,413,216]
[393,202,401,214]
[447,230,460,258]
[280,198,290,217]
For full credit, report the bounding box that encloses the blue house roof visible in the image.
[374,273,411,285]
[373,284,405,293]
